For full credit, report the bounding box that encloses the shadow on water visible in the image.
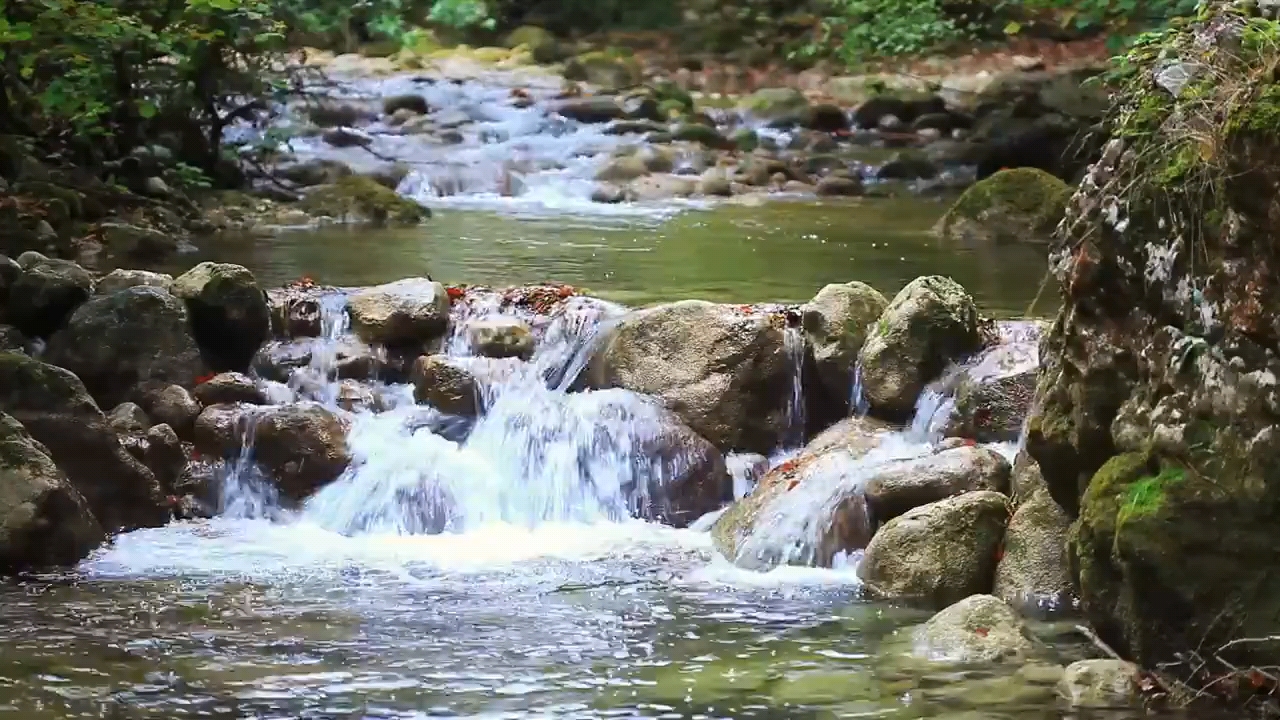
[156,197,1053,316]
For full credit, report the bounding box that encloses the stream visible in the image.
[3,63,1190,720]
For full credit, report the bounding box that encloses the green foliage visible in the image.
[828,0,962,59]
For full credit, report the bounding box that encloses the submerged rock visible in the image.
[864,445,1011,523]
[1057,659,1142,709]
[0,412,104,571]
[858,490,1009,608]
[172,262,271,373]
[0,352,166,532]
[936,168,1070,244]
[348,278,450,348]
[856,276,982,421]
[6,254,92,338]
[914,594,1037,663]
[45,286,204,410]
[586,300,792,453]
[801,281,888,405]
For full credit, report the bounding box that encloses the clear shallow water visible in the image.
[165,199,1050,315]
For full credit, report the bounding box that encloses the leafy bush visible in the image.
[828,0,963,58]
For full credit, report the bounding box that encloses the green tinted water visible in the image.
[168,198,1051,315]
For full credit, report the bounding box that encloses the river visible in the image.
[6,62,1192,720]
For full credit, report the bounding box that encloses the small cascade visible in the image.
[781,325,807,449]
[849,362,870,417]
[219,410,279,519]
[286,292,360,407]
[907,369,961,442]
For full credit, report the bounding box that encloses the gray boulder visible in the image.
[914,594,1037,663]
[193,372,267,406]
[0,412,104,571]
[348,278,450,347]
[412,355,480,416]
[136,383,201,439]
[172,262,271,372]
[585,300,791,453]
[994,456,1075,616]
[252,403,351,500]
[45,286,204,410]
[865,445,1011,523]
[466,317,535,359]
[856,276,982,420]
[7,254,92,338]
[858,490,1009,608]
[1057,659,1143,709]
[95,269,174,295]
[106,402,150,435]
[800,282,888,404]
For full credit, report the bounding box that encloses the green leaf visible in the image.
[138,100,158,118]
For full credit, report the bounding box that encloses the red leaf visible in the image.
[974,627,989,637]
[195,372,217,385]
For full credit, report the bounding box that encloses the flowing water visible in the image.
[10,65,1181,720]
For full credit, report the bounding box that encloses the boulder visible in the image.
[95,269,173,295]
[265,284,333,338]
[878,150,939,181]
[192,403,251,459]
[858,490,1009,608]
[172,262,270,372]
[0,412,104,571]
[935,168,1070,244]
[466,317,535,359]
[815,176,863,197]
[914,594,1037,663]
[697,169,733,197]
[0,325,24,354]
[106,402,150,435]
[856,276,982,421]
[136,383,200,439]
[670,124,733,149]
[298,176,430,226]
[251,403,351,500]
[504,25,562,63]
[1057,659,1142,709]
[595,155,650,183]
[711,416,893,569]
[252,338,388,383]
[143,422,186,493]
[412,355,479,416]
[382,94,429,117]
[6,254,92,338]
[193,372,267,406]
[97,222,177,260]
[555,97,625,124]
[276,158,353,188]
[864,446,1011,523]
[940,327,1040,444]
[741,88,811,127]
[628,175,697,201]
[348,278,450,347]
[561,52,639,91]
[853,93,946,129]
[807,103,849,132]
[800,282,888,404]
[0,352,166,532]
[45,286,204,410]
[585,301,791,453]
[994,485,1075,616]
[171,458,223,519]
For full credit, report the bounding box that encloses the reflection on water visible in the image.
[156,198,1050,315]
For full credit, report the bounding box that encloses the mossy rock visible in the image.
[299,176,430,226]
[504,25,563,63]
[936,168,1071,244]
[562,51,640,91]
[671,123,733,150]
[740,87,811,127]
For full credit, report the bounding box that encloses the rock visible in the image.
[96,269,173,295]
[604,120,666,136]
[193,372,267,406]
[251,403,350,500]
[412,355,479,416]
[97,222,177,260]
[595,155,650,182]
[0,325,25,354]
[562,52,638,91]
[136,384,200,439]
[807,103,849,132]
[591,183,627,204]
[299,176,430,226]
[45,286,204,410]
[865,446,1012,523]
[800,282,888,403]
[0,254,19,301]
[466,317,535,359]
[940,325,1041,443]
[334,379,381,412]
[815,175,863,197]
[671,123,732,149]
[264,285,330,338]
[586,301,791,453]
[731,128,759,152]
[914,595,1037,663]
[854,94,946,129]
[143,422,186,493]
[856,276,982,421]
[878,150,939,181]
[107,402,150,435]
[628,175,697,201]
[1057,660,1142,709]
[0,353,166,532]
[322,127,373,148]
[936,168,1071,244]
[7,254,92,338]
[348,278,450,348]
[277,158,352,188]
[712,416,894,569]
[698,169,733,197]
[741,88,811,128]
[171,458,223,518]
[172,262,271,372]
[0,412,104,571]
[251,338,387,383]
[382,94,429,116]
[555,96,624,123]
[142,176,171,197]
[306,102,369,128]
[858,490,1009,608]
[192,403,250,459]
[504,25,562,63]
[994,482,1075,616]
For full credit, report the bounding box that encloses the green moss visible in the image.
[1229,83,1280,134]
[298,176,429,227]
[1119,466,1185,521]
[938,168,1069,244]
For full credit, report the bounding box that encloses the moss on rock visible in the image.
[936,168,1070,244]
[299,176,430,227]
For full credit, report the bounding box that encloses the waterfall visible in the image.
[782,325,807,449]
[218,409,279,520]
